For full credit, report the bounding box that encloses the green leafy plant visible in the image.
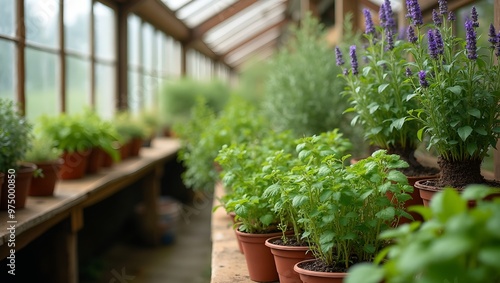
[175,95,271,193]
[215,131,296,234]
[264,13,362,146]
[24,136,62,163]
[38,113,94,153]
[83,110,120,162]
[113,111,148,143]
[0,98,33,172]
[405,0,500,187]
[347,185,500,283]
[159,78,230,129]
[263,130,352,244]
[338,2,430,175]
[295,150,413,270]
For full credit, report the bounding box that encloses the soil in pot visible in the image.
[294,259,347,283]
[235,229,281,282]
[29,159,63,196]
[0,163,37,210]
[265,236,314,283]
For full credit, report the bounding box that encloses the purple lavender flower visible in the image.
[397,26,407,40]
[342,68,349,76]
[448,11,455,21]
[438,0,448,15]
[379,3,387,29]
[405,67,412,77]
[408,25,417,44]
[335,47,345,66]
[363,9,375,35]
[432,9,442,26]
[427,29,439,60]
[419,70,428,88]
[386,28,394,51]
[406,0,423,26]
[471,6,479,28]
[465,19,477,60]
[349,45,359,75]
[434,29,444,55]
[384,0,396,32]
[488,24,497,49]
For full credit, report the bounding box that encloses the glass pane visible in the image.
[95,63,116,119]
[65,0,90,54]
[143,75,155,111]
[0,0,15,36]
[157,33,164,77]
[25,48,59,120]
[143,23,154,73]
[66,56,90,114]
[94,2,115,60]
[0,40,15,101]
[128,15,140,67]
[25,0,59,48]
[180,0,237,28]
[128,70,141,114]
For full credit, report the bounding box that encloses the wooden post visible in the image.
[59,1,66,113]
[16,0,26,115]
[140,164,164,245]
[335,0,359,42]
[116,4,128,110]
[181,43,187,77]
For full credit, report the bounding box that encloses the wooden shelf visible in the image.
[0,137,180,283]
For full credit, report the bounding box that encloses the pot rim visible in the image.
[293,259,347,278]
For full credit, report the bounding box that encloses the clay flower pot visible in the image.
[235,229,281,282]
[29,159,64,196]
[86,147,104,174]
[294,259,346,283]
[0,163,37,210]
[59,149,91,180]
[129,138,143,157]
[265,236,314,283]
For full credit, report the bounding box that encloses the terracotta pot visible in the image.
[228,212,244,254]
[1,163,37,210]
[29,159,63,196]
[129,138,143,157]
[235,229,281,282]
[265,236,314,283]
[59,149,91,180]
[102,151,114,167]
[119,141,131,160]
[387,174,439,224]
[86,147,104,174]
[294,259,346,283]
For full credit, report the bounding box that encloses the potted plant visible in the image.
[404,0,500,201]
[82,110,120,172]
[24,135,63,196]
[263,130,352,283]
[338,0,439,216]
[0,98,36,209]
[38,113,94,179]
[215,131,297,282]
[292,150,413,282]
[139,109,161,147]
[114,111,148,158]
[346,185,500,283]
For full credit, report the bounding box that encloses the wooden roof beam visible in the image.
[192,0,259,39]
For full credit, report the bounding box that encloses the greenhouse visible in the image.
[0,0,499,282]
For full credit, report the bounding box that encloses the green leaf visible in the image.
[479,247,500,267]
[345,264,384,283]
[259,214,274,226]
[390,117,406,130]
[430,189,466,223]
[447,86,462,95]
[457,126,473,141]
[417,127,425,141]
[378,83,389,93]
[468,108,481,118]
[376,206,396,220]
[474,127,487,135]
[387,170,408,183]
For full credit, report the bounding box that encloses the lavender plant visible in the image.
[405,0,500,187]
[338,1,430,176]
